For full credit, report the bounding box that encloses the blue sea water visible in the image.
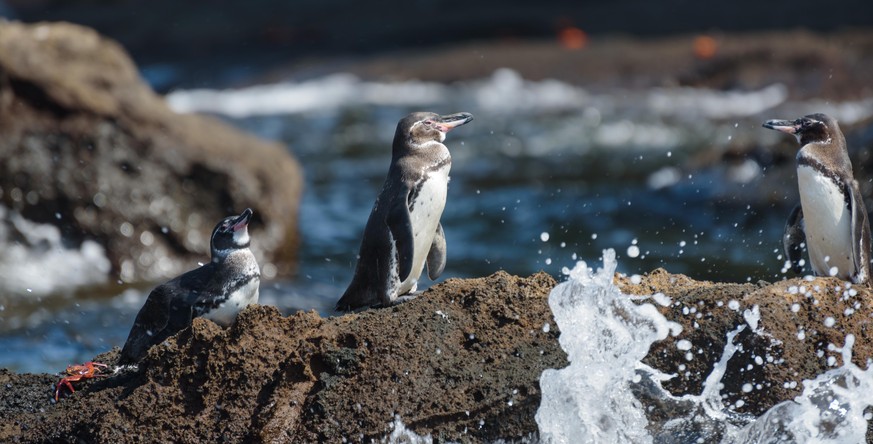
[1,67,872,375]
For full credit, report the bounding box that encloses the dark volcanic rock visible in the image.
[0,20,302,283]
[0,271,563,443]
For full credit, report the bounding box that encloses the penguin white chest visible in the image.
[395,164,450,296]
[202,251,260,326]
[202,277,260,326]
[797,165,855,278]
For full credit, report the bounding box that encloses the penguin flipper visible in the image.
[783,204,805,275]
[387,196,415,282]
[426,222,447,280]
[846,180,871,284]
[120,285,191,364]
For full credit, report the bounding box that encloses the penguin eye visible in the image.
[423,120,433,126]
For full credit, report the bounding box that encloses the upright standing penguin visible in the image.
[336,112,474,311]
[119,208,260,363]
[763,113,871,284]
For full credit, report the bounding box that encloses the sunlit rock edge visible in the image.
[1,265,873,442]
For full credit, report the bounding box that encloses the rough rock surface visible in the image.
[0,271,563,443]
[619,270,873,441]
[3,268,873,442]
[0,21,303,283]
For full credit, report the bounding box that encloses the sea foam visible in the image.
[0,206,111,295]
[165,68,873,124]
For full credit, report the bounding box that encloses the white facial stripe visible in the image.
[233,228,250,245]
[410,119,447,141]
[411,140,444,150]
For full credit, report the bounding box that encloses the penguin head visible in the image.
[210,208,253,260]
[394,112,474,151]
[763,113,839,146]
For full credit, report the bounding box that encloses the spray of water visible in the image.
[536,249,681,444]
[537,249,873,443]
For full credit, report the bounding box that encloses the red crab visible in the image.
[54,362,109,401]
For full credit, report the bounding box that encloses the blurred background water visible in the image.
[0,0,872,375]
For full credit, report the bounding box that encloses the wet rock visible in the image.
[618,270,873,427]
[0,21,302,285]
[4,268,873,442]
[0,271,563,443]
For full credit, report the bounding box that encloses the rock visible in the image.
[0,20,302,286]
[0,271,563,443]
[8,2,872,93]
[617,269,873,440]
[3,268,873,442]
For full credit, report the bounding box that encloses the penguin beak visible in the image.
[434,112,474,133]
[762,119,799,135]
[231,208,253,232]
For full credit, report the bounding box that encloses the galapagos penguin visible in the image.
[119,208,260,363]
[763,113,871,284]
[336,112,474,311]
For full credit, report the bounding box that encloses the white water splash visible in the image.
[166,73,448,117]
[537,250,873,443]
[646,84,788,119]
[536,249,681,444]
[0,206,111,295]
[165,68,873,127]
[726,335,873,443]
[382,415,433,444]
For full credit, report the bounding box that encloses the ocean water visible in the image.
[2,69,873,441]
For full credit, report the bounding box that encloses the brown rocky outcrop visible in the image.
[0,271,563,443]
[0,20,303,283]
[2,269,873,442]
[620,270,873,417]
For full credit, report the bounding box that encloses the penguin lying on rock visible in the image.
[337,112,474,311]
[764,113,871,285]
[119,208,260,364]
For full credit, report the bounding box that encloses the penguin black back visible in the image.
[119,208,259,364]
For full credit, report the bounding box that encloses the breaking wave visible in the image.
[0,206,111,296]
[166,68,873,127]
